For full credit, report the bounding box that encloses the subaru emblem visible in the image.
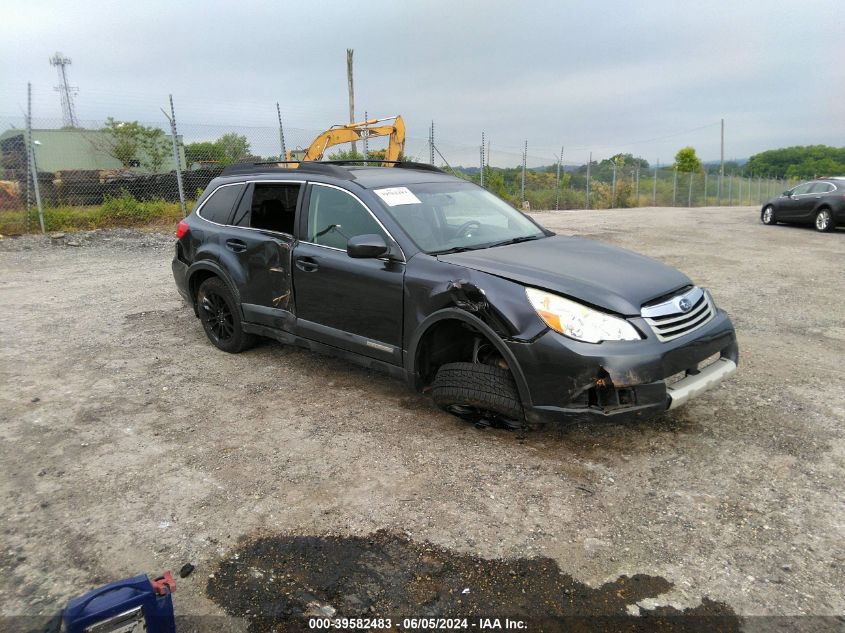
[678,297,692,312]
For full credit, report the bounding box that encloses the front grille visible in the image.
[641,287,715,342]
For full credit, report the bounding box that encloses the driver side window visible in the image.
[306,185,386,250]
[792,183,813,195]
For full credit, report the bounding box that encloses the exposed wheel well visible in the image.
[415,318,508,388]
[188,270,217,302]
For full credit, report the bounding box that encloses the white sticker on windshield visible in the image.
[374,186,421,206]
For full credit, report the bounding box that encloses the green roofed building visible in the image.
[0,127,186,174]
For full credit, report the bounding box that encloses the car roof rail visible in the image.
[318,159,446,174]
[220,161,354,179]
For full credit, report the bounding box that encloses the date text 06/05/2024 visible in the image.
[308,617,527,630]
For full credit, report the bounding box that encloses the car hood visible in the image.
[438,235,691,315]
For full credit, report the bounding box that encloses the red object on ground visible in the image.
[150,571,175,596]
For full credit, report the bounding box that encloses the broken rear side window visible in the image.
[234,183,300,234]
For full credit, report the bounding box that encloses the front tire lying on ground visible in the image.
[432,362,524,427]
[197,277,256,353]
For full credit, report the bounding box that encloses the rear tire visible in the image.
[432,362,523,425]
[196,277,256,353]
[814,208,833,232]
[761,205,777,225]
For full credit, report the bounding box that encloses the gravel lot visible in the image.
[1,207,843,630]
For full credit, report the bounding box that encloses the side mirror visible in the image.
[347,234,389,259]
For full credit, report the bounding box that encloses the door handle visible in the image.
[225,239,247,253]
[295,256,319,272]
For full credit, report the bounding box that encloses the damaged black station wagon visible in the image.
[172,161,738,428]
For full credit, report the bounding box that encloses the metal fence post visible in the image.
[728,173,733,205]
[480,131,485,188]
[163,95,186,216]
[652,166,657,206]
[429,121,435,165]
[611,162,617,208]
[521,141,527,205]
[26,82,45,233]
[555,145,562,211]
[704,172,708,204]
[672,168,678,206]
[363,110,369,164]
[276,102,287,161]
[688,171,693,207]
[586,151,592,209]
[635,168,640,206]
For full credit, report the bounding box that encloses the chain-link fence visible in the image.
[0,86,799,234]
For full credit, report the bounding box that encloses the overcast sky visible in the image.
[2,0,843,166]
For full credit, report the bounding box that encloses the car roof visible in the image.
[343,165,463,189]
[213,161,464,190]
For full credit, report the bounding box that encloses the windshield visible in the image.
[373,182,548,254]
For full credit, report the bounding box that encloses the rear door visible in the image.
[805,182,835,222]
[225,181,303,330]
[292,182,405,364]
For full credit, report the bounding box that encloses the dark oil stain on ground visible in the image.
[207,530,740,632]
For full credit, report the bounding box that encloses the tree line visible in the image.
[96,119,845,182]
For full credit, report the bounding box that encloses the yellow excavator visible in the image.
[286,115,405,166]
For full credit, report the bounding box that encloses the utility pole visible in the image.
[346,49,356,156]
[276,102,286,161]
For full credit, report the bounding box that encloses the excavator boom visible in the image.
[288,115,405,165]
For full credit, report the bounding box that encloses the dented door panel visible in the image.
[227,228,296,329]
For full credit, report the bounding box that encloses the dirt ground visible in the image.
[1,207,843,631]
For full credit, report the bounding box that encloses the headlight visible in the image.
[525,287,642,343]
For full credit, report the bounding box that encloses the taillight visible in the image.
[176,220,189,239]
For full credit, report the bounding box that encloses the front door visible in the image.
[779,182,812,220]
[292,183,404,364]
[225,181,302,330]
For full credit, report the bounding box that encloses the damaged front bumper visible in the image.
[510,308,739,425]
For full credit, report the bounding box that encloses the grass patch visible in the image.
[0,190,187,235]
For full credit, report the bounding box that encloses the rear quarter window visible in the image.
[198,183,245,224]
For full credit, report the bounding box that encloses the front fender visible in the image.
[406,308,534,408]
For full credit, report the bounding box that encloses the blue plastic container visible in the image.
[62,572,176,633]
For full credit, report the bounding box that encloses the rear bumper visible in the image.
[511,309,739,425]
[171,246,190,302]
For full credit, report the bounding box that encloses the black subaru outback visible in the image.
[172,161,738,427]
